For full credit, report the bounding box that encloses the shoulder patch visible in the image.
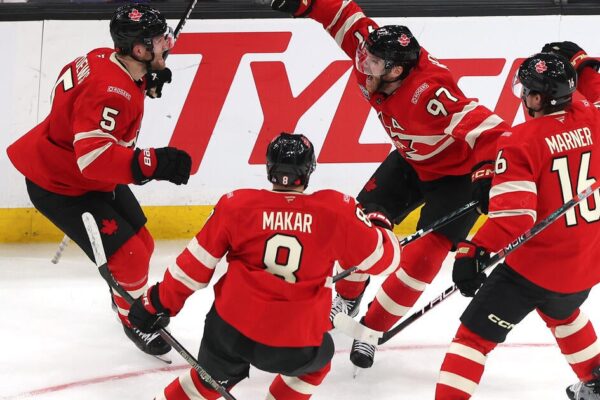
[411,82,429,104]
[107,86,131,101]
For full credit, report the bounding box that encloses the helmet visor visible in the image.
[511,70,530,98]
[152,26,175,53]
[355,43,387,76]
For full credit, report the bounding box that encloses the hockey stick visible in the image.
[174,0,199,40]
[50,235,70,264]
[81,213,238,400]
[377,180,600,345]
[331,200,479,283]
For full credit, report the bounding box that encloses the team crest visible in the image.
[128,9,143,22]
[535,60,548,73]
[398,34,411,47]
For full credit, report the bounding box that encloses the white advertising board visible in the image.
[1,15,599,208]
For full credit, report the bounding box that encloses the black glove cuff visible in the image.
[149,283,170,316]
[131,148,149,185]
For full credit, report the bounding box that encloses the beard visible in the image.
[365,75,384,94]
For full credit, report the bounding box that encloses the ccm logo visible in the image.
[488,313,515,330]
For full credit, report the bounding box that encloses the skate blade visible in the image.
[153,353,172,364]
[352,365,361,379]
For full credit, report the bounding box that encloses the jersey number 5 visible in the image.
[263,234,303,283]
[552,152,600,226]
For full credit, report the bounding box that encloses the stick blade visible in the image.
[81,212,106,266]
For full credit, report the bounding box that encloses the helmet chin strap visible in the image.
[521,96,543,117]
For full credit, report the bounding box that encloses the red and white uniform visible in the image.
[473,69,600,293]
[436,69,600,399]
[157,188,401,347]
[7,48,146,195]
[308,0,510,181]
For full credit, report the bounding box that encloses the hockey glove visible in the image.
[128,284,171,333]
[452,241,489,297]
[471,161,494,215]
[145,68,172,99]
[541,41,600,73]
[132,147,192,185]
[362,204,394,230]
[271,0,313,17]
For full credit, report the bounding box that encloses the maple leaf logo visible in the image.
[364,177,377,192]
[128,9,143,22]
[101,219,118,235]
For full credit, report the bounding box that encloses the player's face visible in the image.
[355,43,387,77]
[149,28,174,69]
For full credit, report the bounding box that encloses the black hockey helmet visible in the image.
[516,52,577,109]
[366,25,421,71]
[110,4,168,55]
[266,132,316,189]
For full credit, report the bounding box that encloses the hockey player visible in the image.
[436,46,600,399]
[6,4,191,358]
[127,132,402,399]
[270,0,510,368]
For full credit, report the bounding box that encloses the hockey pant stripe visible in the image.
[267,362,330,400]
[108,226,153,325]
[539,309,600,381]
[363,233,451,331]
[435,324,498,400]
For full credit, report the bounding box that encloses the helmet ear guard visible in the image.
[266,132,316,189]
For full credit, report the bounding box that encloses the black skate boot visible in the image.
[349,317,376,370]
[330,278,369,322]
[567,368,600,399]
[123,322,172,359]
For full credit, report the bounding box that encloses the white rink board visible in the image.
[1,15,599,207]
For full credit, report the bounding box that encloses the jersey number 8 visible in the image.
[263,234,303,283]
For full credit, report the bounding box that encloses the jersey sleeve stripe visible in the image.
[395,267,427,291]
[444,101,478,136]
[333,12,365,46]
[489,208,537,222]
[281,376,318,395]
[186,238,220,269]
[464,114,504,148]
[447,343,487,365]
[325,0,352,32]
[438,371,478,396]
[554,312,590,339]
[378,228,401,275]
[489,180,537,199]
[167,262,209,292]
[73,129,117,143]
[77,142,113,172]
[355,228,384,271]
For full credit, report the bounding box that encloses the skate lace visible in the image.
[352,340,376,358]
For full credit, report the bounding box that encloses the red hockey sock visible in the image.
[435,324,497,400]
[267,363,331,400]
[107,229,153,325]
[539,309,600,382]
[158,368,222,400]
[363,232,451,331]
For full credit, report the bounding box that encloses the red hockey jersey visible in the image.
[157,189,401,347]
[7,48,146,196]
[308,0,509,181]
[473,69,600,293]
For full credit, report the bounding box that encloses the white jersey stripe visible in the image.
[378,228,401,276]
[490,180,537,199]
[73,129,117,143]
[187,238,220,269]
[447,342,487,365]
[438,371,479,395]
[325,0,352,32]
[168,262,209,292]
[395,267,427,292]
[554,312,590,339]
[375,287,410,316]
[489,208,537,222]
[281,375,318,395]
[444,101,479,136]
[565,339,600,364]
[77,142,113,172]
[334,12,366,46]
[464,114,504,149]
[355,228,384,271]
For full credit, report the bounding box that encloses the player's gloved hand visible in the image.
[145,68,172,98]
[541,41,600,72]
[129,284,171,333]
[132,147,192,185]
[270,0,313,17]
[452,241,489,297]
[362,204,394,230]
[471,161,494,215]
